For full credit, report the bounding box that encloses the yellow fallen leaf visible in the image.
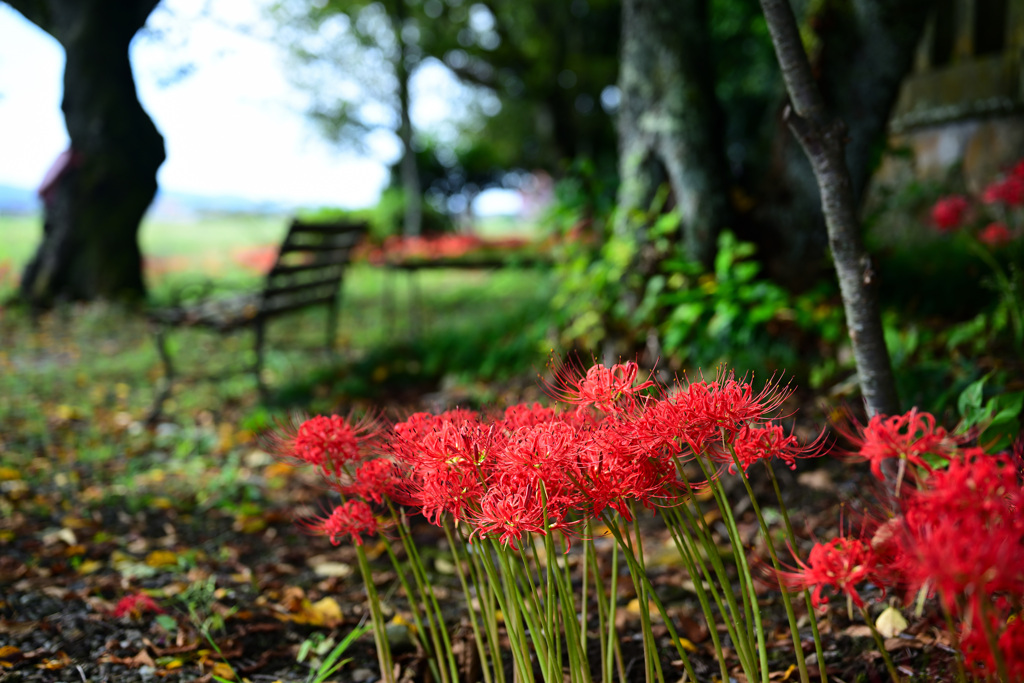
[77,559,103,576]
[56,404,82,421]
[264,462,293,479]
[625,598,659,617]
[389,613,417,635]
[677,637,698,653]
[0,646,20,658]
[145,550,179,568]
[211,661,236,680]
[875,605,908,638]
[152,497,174,510]
[310,597,343,627]
[0,467,21,481]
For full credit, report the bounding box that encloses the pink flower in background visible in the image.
[978,222,1013,247]
[930,195,969,231]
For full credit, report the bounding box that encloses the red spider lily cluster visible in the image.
[929,160,1024,247]
[271,362,821,552]
[786,408,1024,679]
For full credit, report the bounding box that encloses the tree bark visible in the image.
[755,0,933,287]
[392,0,423,238]
[614,0,732,270]
[758,0,899,418]
[11,0,165,307]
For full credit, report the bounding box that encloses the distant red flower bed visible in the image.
[360,234,537,266]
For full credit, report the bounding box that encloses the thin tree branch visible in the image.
[758,0,899,418]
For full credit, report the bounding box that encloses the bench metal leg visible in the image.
[326,292,341,356]
[254,320,268,399]
[146,325,175,424]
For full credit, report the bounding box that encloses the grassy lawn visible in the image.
[0,212,556,515]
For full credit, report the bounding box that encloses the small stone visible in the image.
[351,667,375,682]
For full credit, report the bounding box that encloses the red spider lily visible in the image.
[779,536,882,609]
[342,458,404,505]
[312,500,379,546]
[392,417,498,525]
[113,593,165,619]
[979,222,1014,247]
[897,449,1024,604]
[573,420,677,518]
[931,195,970,231]
[501,402,562,431]
[839,408,955,482]
[390,410,480,459]
[269,413,379,478]
[469,476,573,549]
[552,360,655,414]
[959,605,1024,682]
[674,372,793,440]
[494,422,582,496]
[982,175,1024,207]
[714,421,824,473]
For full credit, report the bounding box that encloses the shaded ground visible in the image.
[0,398,963,683]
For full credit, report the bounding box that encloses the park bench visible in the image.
[148,218,367,410]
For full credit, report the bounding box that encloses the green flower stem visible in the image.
[765,464,828,683]
[691,456,760,655]
[543,528,591,683]
[390,507,460,683]
[598,511,700,683]
[859,606,902,683]
[583,527,610,683]
[667,481,759,677]
[476,537,535,683]
[441,523,496,683]
[355,543,395,683]
[379,540,447,683]
[603,530,627,683]
[515,542,558,681]
[662,504,741,683]
[456,528,504,683]
[631,508,668,683]
[730,455,808,683]
[691,453,768,683]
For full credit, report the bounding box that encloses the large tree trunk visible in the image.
[12,0,165,307]
[392,0,423,238]
[755,0,933,286]
[615,0,732,270]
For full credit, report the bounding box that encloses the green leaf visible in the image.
[957,376,989,421]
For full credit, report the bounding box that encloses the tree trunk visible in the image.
[755,0,933,286]
[393,0,423,238]
[12,0,165,307]
[758,0,900,418]
[614,0,732,270]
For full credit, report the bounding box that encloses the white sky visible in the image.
[0,0,519,212]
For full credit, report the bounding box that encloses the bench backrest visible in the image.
[259,219,367,317]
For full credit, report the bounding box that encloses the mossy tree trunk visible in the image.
[11,0,165,307]
[615,0,732,271]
